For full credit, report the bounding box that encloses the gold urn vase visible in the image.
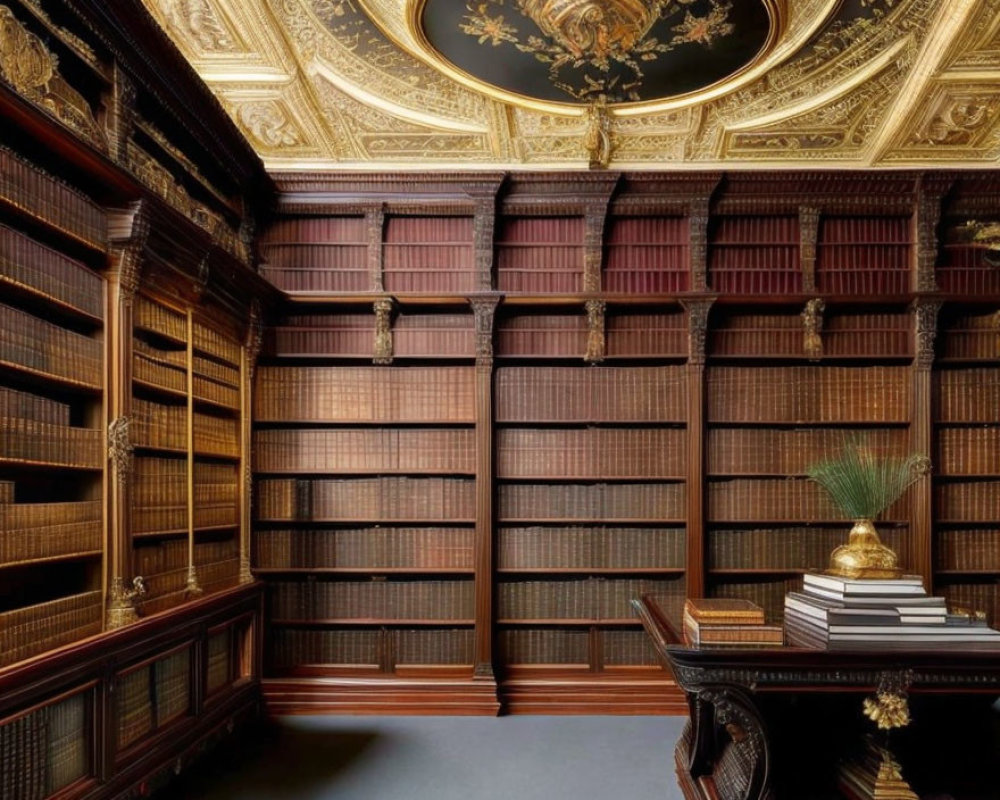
[827,519,902,580]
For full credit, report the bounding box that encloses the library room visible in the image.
[1,1,999,798]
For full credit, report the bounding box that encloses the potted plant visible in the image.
[806,437,930,579]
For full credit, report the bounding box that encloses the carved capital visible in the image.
[584,299,606,364]
[367,205,386,292]
[799,207,820,293]
[912,300,941,369]
[682,299,714,366]
[373,297,395,365]
[108,416,134,486]
[470,296,500,363]
[802,298,825,361]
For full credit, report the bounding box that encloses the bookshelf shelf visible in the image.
[271,619,476,627]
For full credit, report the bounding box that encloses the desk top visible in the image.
[634,593,1000,695]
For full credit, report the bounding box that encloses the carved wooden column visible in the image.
[802,298,825,361]
[682,298,713,599]
[471,296,500,680]
[800,206,820,293]
[106,203,149,628]
[582,200,608,294]
[689,196,711,292]
[240,300,263,583]
[185,308,202,597]
[913,181,945,293]
[911,300,940,589]
[473,197,498,292]
[584,300,606,363]
[366,204,386,292]
[102,63,137,167]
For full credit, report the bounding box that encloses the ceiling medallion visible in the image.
[418,0,780,105]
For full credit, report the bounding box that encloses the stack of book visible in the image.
[836,736,918,800]
[682,598,784,647]
[785,573,1000,649]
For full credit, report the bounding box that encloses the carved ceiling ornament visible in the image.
[162,0,238,53]
[0,5,106,150]
[238,101,303,148]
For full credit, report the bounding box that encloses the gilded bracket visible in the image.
[802,298,825,361]
[107,575,146,629]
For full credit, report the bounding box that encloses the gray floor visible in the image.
[163,715,687,799]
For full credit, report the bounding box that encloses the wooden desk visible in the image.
[634,594,1000,800]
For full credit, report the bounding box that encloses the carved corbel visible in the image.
[373,297,395,365]
[912,300,942,370]
[584,299,606,364]
[799,207,820,293]
[802,298,825,361]
[682,299,714,366]
[470,296,500,367]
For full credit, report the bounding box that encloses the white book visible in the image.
[804,573,925,594]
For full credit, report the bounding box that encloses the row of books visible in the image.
[0,223,104,318]
[498,577,683,621]
[498,318,588,358]
[206,629,233,695]
[259,265,373,293]
[153,648,192,727]
[138,557,241,616]
[0,512,102,567]
[133,336,185,368]
[0,692,88,800]
[499,482,686,522]
[934,369,1000,422]
[935,528,1000,571]
[134,352,186,395]
[0,386,73,427]
[260,211,367,242]
[708,527,910,572]
[253,527,475,571]
[602,272,689,294]
[497,427,687,479]
[497,271,585,295]
[0,591,103,668]
[269,319,478,359]
[384,216,475,244]
[706,366,910,423]
[709,576,802,623]
[134,296,186,344]
[499,526,685,571]
[706,427,906,476]
[936,427,1000,473]
[937,583,999,627]
[0,145,107,249]
[191,321,241,368]
[498,215,584,243]
[0,416,102,469]
[707,478,902,522]
[260,244,370,272]
[937,312,1000,359]
[253,428,476,474]
[710,269,803,296]
[257,477,476,522]
[0,302,103,388]
[254,366,476,423]
[193,354,240,390]
[131,398,240,457]
[135,536,238,577]
[192,374,240,410]
[270,627,475,670]
[711,329,911,360]
[495,366,688,422]
[270,579,475,621]
[935,482,1000,522]
[116,666,152,749]
[937,264,1000,295]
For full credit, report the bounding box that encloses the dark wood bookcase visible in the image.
[252,171,1000,714]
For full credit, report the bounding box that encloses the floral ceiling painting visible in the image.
[422,0,775,104]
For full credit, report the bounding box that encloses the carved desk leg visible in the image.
[676,685,773,800]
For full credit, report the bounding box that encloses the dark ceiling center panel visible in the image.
[421,0,775,105]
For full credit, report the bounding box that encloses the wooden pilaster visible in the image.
[911,300,940,589]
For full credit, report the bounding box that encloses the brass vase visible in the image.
[827,519,902,580]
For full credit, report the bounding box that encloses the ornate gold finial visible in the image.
[585,97,612,168]
[107,575,146,628]
[801,298,824,361]
[373,297,394,365]
[584,299,606,363]
[862,670,913,730]
[185,565,203,596]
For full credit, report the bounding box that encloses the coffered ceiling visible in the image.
[140,0,1000,172]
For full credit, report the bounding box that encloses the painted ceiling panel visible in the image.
[141,0,1000,170]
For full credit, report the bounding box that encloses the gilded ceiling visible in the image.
[142,0,1000,171]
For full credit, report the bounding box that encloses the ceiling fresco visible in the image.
[141,0,1000,171]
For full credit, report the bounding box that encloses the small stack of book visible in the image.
[836,736,918,800]
[785,573,1000,649]
[682,598,784,647]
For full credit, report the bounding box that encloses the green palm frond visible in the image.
[806,436,929,520]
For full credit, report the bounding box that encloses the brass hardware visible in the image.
[828,518,902,580]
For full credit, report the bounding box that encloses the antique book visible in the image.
[683,617,783,647]
[682,597,765,625]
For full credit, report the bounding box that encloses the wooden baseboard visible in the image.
[262,676,502,716]
[499,674,686,715]
[262,674,686,716]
